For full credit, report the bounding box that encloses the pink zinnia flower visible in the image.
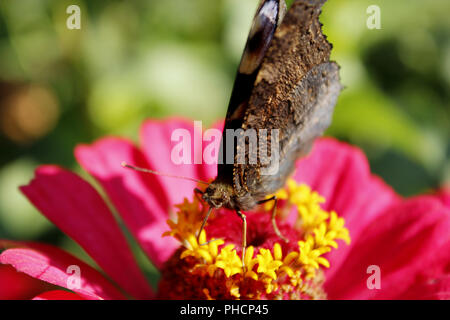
[1,118,449,300]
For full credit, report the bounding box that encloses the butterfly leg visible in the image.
[236,210,247,270]
[197,206,213,244]
[257,196,289,243]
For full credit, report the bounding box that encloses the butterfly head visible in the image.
[202,182,234,209]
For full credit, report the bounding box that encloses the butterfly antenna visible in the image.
[121,161,210,186]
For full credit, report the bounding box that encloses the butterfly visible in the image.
[124,0,341,265]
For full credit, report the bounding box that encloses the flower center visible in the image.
[158,178,350,300]
[248,234,267,248]
[205,211,299,254]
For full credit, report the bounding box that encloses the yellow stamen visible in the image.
[164,179,351,299]
[215,245,242,277]
[163,197,205,241]
[256,248,283,280]
[243,246,258,280]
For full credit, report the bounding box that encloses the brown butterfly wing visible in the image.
[232,0,342,200]
[217,0,285,185]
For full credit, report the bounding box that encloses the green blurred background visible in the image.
[0,0,449,285]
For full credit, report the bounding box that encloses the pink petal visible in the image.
[75,138,178,269]
[20,166,154,299]
[139,118,204,208]
[0,264,52,300]
[324,196,450,299]
[399,274,450,300]
[198,119,224,181]
[436,188,450,208]
[0,241,125,300]
[294,138,401,280]
[33,290,85,300]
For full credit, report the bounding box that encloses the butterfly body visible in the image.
[121,0,341,264]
